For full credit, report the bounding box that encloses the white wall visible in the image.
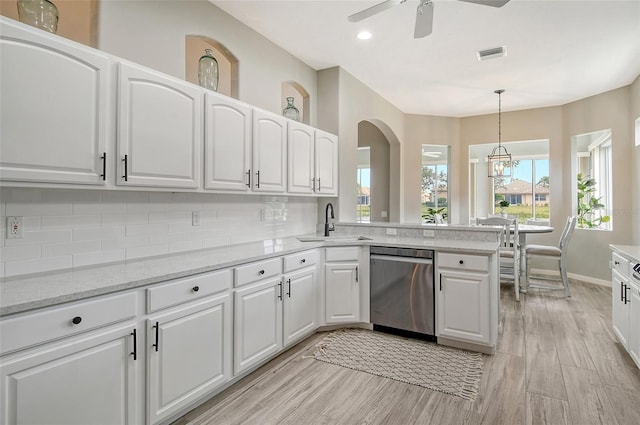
[97,0,318,125]
[317,67,405,223]
[0,188,317,278]
[631,76,640,245]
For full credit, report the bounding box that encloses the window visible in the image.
[421,145,449,223]
[356,147,371,223]
[469,140,550,224]
[574,129,612,230]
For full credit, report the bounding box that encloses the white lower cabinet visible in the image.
[612,268,630,347]
[234,277,283,375]
[146,294,231,425]
[283,261,317,347]
[325,247,360,324]
[436,252,491,345]
[0,323,138,425]
[611,251,640,368]
[628,282,640,367]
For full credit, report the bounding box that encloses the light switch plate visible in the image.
[192,211,200,226]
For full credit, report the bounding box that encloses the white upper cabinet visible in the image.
[117,61,202,189]
[287,122,315,194]
[204,93,252,191]
[315,129,338,196]
[0,18,112,185]
[252,109,287,193]
[287,122,339,196]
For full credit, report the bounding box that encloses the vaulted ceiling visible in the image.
[212,0,640,117]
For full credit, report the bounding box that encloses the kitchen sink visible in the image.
[297,235,372,242]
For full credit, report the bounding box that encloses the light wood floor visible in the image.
[173,281,640,425]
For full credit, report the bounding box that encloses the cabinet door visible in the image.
[0,324,137,425]
[117,61,202,189]
[325,262,359,324]
[315,130,339,196]
[287,122,315,194]
[234,277,283,375]
[204,93,252,191]
[437,269,490,345]
[147,294,231,424]
[283,267,317,347]
[628,283,640,368]
[252,109,287,192]
[612,270,629,347]
[0,19,111,185]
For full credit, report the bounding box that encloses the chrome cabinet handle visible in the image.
[192,286,200,292]
[277,281,283,300]
[71,316,82,325]
[246,169,251,187]
[355,266,359,283]
[287,279,291,298]
[317,177,321,192]
[255,170,260,188]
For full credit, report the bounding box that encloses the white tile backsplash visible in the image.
[0,188,318,278]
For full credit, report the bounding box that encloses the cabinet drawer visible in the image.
[284,250,319,273]
[234,258,282,287]
[612,252,630,276]
[147,269,231,313]
[0,292,136,355]
[326,247,359,262]
[438,252,489,272]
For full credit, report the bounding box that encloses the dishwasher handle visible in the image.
[370,254,433,265]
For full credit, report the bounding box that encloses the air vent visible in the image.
[477,46,507,61]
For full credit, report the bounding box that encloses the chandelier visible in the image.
[487,89,512,178]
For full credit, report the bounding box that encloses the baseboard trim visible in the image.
[529,268,611,287]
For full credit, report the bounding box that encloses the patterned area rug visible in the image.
[312,328,483,401]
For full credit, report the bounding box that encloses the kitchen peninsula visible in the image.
[1,223,501,425]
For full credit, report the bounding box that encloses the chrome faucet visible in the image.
[324,203,335,237]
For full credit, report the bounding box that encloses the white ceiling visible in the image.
[211,0,640,117]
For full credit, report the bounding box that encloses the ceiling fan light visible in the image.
[357,31,372,40]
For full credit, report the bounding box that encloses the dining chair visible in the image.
[476,216,520,301]
[523,215,577,297]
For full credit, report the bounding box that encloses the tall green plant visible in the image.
[577,173,610,228]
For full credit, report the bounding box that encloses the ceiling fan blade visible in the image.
[458,0,510,7]
[414,1,434,38]
[348,0,405,23]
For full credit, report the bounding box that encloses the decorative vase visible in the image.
[17,0,58,34]
[198,49,219,92]
[282,97,300,121]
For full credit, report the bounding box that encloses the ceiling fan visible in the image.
[348,0,510,38]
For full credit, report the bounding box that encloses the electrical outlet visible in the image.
[385,228,397,236]
[192,211,200,226]
[7,216,23,239]
[423,229,435,237]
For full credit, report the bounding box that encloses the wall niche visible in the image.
[185,35,237,99]
[282,81,309,124]
[0,0,98,47]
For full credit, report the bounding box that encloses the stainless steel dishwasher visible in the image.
[370,246,435,340]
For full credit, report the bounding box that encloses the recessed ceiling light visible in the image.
[357,31,372,40]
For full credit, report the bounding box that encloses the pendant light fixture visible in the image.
[487,89,512,178]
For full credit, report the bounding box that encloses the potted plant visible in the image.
[577,173,610,228]
[497,200,510,217]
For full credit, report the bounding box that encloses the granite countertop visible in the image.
[610,245,640,263]
[1,234,499,317]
